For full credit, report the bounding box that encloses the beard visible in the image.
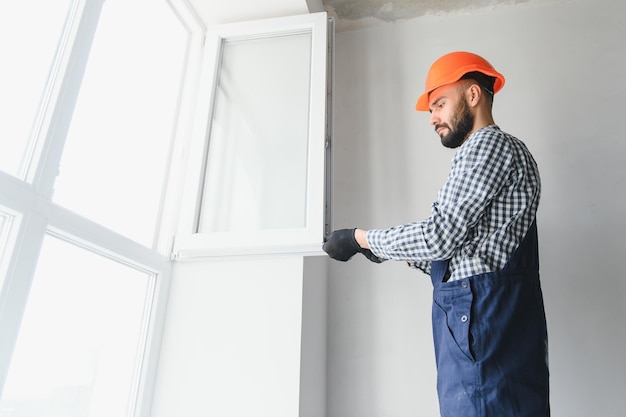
[437,98,475,148]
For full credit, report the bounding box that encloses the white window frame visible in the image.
[0,1,205,416]
[172,12,330,260]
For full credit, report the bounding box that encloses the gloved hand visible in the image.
[323,229,383,263]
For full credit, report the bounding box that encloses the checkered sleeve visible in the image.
[366,129,513,264]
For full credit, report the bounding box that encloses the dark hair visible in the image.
[460,71,496,96]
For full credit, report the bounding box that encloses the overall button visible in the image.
[461,281,468,288]
[461,315,468,323]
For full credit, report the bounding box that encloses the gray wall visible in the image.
[327,0,626,416]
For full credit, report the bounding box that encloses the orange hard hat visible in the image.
[415,51,505,112]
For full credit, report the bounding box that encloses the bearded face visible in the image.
[438,97,475,149]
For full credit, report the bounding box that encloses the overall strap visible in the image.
[430,259,451,286]
[503,220,539,273]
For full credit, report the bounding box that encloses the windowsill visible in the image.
[171,243,327,261]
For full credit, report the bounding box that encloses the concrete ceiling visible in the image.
[322,0,554,31]
[186,0,556,32]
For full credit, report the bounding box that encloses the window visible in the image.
[0,0,202,416]
[173,12,331,259]
[0,234,155,417]
[0,0,74,179]
[53,0,188,247]
[200,32,312,233]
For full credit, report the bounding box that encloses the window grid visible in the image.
[0,0,203,416]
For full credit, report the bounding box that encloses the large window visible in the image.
[53,0,188,247]
[0,0,202,416]
[0,0,74,179]
[0,234,155,417]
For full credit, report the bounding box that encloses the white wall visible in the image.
[328,0,626,416]
[150,256,327,417]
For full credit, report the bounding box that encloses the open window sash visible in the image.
[172,12,331,259]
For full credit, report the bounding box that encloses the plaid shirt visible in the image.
[366,125,540,281]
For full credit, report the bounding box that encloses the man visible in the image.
[323,52,550,417]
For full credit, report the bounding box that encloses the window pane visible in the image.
[198,32,312,233]
[0,234,154,417]
[0,0,74,178]
[53,0,188,247]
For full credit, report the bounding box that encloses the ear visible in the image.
[466,83,482,107]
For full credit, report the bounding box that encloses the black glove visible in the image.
[323,229,383,263]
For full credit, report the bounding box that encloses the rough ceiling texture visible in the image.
[323,0,553,31]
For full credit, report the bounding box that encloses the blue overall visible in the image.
[430,222,550,417]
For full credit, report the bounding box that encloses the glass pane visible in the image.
[0,0,74,178]
[199,32,312,233]
[53,0,188,247]
[0,210,17,292]
[0,234,154,417]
